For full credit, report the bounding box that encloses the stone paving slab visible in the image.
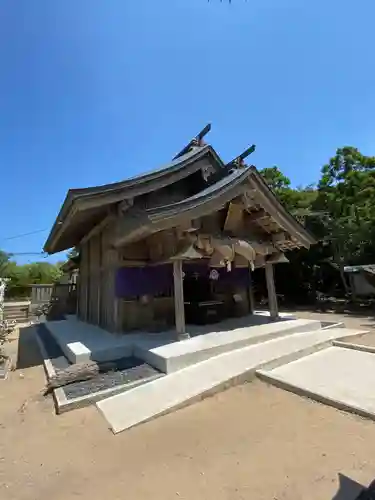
[96,327,367,433]
[257,346,375,421]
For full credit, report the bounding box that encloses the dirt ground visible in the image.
[1,314,375,500]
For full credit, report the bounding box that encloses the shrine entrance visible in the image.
[182,263,241,325]
[183,269,224,325]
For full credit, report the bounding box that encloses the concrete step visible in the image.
[96,326,367,433]
[3,312,30,323]
[3,303,30,323]
[45,316,322,369]
[134,318,323,373]
[45,318,135,364]
[257,344,375,421]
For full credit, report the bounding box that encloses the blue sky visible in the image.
[1,0,375,263]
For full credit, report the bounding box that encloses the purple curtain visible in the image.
[115,262,250,299]
[183,263,250,287]
[115,264,173,298]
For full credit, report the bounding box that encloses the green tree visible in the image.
[0,251,11,278]
[260,166,291,191]
[0,252,64,298]
[305,146,375,293]
[24,262,63,284]
[259,166,317,221]
[315,147,375,262]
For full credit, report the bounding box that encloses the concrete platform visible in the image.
[45,314,321,371]
[96,327,367,433]
[257,346,375,421]
[45,318,135,363]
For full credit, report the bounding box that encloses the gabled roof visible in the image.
[113,167,253,246]
[44,131,316,254]
[44,144,225,253]
[113,166,316,249]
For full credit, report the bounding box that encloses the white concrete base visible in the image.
[257,345,375,421]
[45,318,135,363]
[134,318,322,373]
[96,327,367,433]
[45,315,321,370]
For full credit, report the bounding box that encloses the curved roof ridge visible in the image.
[44,144,225,253]
[69,144,214,197]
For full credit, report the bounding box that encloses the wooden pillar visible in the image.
[265,262,278,319]
[81,240,89,323]
[173,260,189,340]
[248,267,255,314]
[96,233,102,326]
[106,248,121,333]
[76,276,80,319]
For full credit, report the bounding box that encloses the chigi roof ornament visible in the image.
[227,144,256,169]
[173,123,212,160]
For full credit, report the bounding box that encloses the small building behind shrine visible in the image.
[44,125,315,339]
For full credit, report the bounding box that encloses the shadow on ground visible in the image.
[333,474,375,499]
[16,325,43,370]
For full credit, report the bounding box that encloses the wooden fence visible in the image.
[30,283,76,303]
[4,283,77,322]
[31,283,78,320]
[31,284,54,304]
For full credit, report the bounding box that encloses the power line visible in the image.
[0,228,48,242]
[10,252,46,256]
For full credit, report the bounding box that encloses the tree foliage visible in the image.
[0,255,63,298]
[0,251,11,279]
[258,147,375,302]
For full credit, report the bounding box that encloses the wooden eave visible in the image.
[112,166,316,249]
[44,145,225,254]
[247,168,316,248]
[112,167,253,247]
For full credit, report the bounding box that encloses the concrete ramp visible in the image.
[257,346,375,421]
[96,327,367,433]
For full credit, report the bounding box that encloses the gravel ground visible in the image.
[35,323,162,400]
[63,358,162,399]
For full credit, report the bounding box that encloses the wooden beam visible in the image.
[118,198,134,214]
[80,213,116,246]
[173,124,212,160]
[243,189,257,201]
[223,202,244,233]
[246,209,269,223]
